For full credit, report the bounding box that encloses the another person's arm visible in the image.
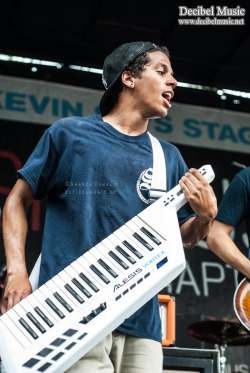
[206,168,250,279]
[207,220,250,279]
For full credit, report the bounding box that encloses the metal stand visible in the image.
[215,344,227,373]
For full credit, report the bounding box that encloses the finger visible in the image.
[0,298,8,314]
[5,291,23,311]
[6,295,15,311]
[181,173,197,186]
[179,180,196,202]
[181,170,210,194]
[180,174,200,193]
[188,168,210,184]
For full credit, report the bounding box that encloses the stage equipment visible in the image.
[188,320,250,373]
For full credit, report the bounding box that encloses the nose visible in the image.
[168,74,178,89]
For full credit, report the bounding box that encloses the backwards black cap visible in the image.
[99,41,157,116]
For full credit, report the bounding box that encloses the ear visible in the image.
[121,71,134,89]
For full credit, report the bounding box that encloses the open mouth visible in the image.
[162,92,172,109]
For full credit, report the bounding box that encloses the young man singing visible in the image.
[2,41,217,372]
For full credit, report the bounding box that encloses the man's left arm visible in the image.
[179,168,218,249]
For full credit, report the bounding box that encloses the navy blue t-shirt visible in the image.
[216,167,250,259]
[18,114,194,343]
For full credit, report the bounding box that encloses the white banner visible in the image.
[0,75,103,124]
[149,102,250,154]
[1,74,250,153]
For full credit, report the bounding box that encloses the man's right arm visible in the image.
[1,177,34,314]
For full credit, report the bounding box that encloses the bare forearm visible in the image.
[3,197,29,277]
[1,178,34,313]
[180,216,213,249]
[207,231,250,279]
[3,178,34,277]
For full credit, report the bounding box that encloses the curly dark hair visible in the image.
[107,45,170,111]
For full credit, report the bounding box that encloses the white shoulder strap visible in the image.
[29,253,41,291]
[148,132,167,203]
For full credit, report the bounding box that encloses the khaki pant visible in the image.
[65,330,163,373]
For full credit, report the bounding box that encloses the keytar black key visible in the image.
[19,318,39,340]
[133,233,154,251]
[34,306,54,328]
[72,278,92,298]
[26,312,46,334]
[98,258,118,278]
[140,227,161,245]
[53,292,74,312]
[108,251,129,270]
[115,245,136,264]
[79,273,99,292]
[123,240,143,259]
[45,298,65,319]
[64,283,84,303]
[90,265,110,284]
